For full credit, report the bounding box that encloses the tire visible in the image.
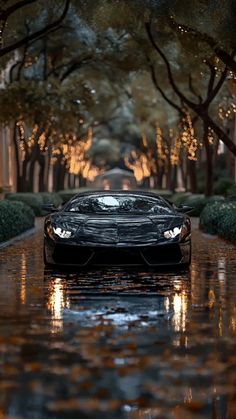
[43,241,53,268]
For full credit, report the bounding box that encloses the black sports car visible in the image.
[43,191,192,268]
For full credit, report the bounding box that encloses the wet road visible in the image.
[0,220,236,419]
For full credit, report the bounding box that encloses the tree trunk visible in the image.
[203,122,213,196]
[38,158,46,192]
[170,166,177,192]
[188,159,197,193]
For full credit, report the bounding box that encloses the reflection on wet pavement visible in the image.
[0,222,236,418]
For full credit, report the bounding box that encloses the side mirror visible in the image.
[41,204,59,213]
[176,204,194,213]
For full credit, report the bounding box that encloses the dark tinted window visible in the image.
[65,195,173,215]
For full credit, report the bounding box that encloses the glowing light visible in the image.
[172,286,188,333]
[180,113,198,161]
[20,253,27,305]
[47,278,69,334]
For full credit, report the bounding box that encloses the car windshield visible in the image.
[65,195,173,215]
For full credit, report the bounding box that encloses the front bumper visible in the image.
[44,238,191,267]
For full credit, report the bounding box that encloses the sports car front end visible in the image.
[44,211,191,268]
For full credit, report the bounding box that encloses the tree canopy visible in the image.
[0,0,235,193]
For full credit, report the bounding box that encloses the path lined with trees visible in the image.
[0,0,235,195]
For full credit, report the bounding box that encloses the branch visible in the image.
[200,112,236,155]
[146,52,185,116]
[0,0,37,20]
[145,22,236,156]
[16,21,31,81]
[0,0,70,58]
[145,22,196,110]
[188,74,202,103]
[205,61,216,96]
[9,60,21,82]
[203,65,227,108]
[169,17,236,74]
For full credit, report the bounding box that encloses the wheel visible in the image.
[43,241,53,268]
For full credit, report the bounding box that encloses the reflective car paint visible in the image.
[44,191,191,267]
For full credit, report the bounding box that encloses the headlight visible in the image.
[163,221,190,241]
[53,227,73,238]
[164,226,181,239]
[46,222,78,239]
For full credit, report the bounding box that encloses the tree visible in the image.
[0,0,70,59]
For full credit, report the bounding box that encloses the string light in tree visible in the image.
[180,113,198,161]
[208,128,214,145]
[170,136,181,166]
[218,97,236,121]
[16,120,26,161]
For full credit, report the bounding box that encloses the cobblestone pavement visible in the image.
[0,219,236,418]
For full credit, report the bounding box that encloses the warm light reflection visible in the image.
[122,180,130,190]
[184,387,193,403]
[218,257,226,282]
[47,278,69,333]
[208,289,215,309]
[20,252,27,305]
[103,179,111,190]
[219,306,223,337]
[164,296,170,312]
[230,307,236,332]
[172,286,188,333]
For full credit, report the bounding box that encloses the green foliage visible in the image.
[213,178,235,196]
[171,192,192,205]
[171,193,225,216]
[225,183,236,198]
[6,193,44,216]
[6,192,63,215]
[0,200,35,242]
[58,188,91,204]
[200,201,236,243]
[182,194,208,216]
[39,192,62,207]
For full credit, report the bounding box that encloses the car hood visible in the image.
[49,212,186,246]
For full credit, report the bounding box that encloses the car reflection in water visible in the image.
[43,262,232,419]
[44,267,191,336]
[44,267,192,408]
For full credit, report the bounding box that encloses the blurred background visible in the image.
[0,0,236,199]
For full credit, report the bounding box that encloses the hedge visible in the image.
[40,192,62,207]
[58,188,91,204]
[0,200,35,242]
[171,193,224,216]
[6,192,62,216]
[200,201,236,244]
[213,178,235,196]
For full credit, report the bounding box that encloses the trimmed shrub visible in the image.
[183,194,207,216]
[0,200,35,242]
[213,177,235,196]
[58,188,90,204]
[171,193,225,216]
[171,192,192,205]
[149,189,173,199]
[6,193,43,216]
[200,201,236,239]
[217,210,236,245]
[58,192,77,204]
[39,192,62,207]
[226,183,236,198]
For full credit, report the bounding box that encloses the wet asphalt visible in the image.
[0,219,236,419]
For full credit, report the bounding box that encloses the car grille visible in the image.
[53,245,93,265]
[141,244,182,265]
[52,243,183,266]
[91,248,143,266]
